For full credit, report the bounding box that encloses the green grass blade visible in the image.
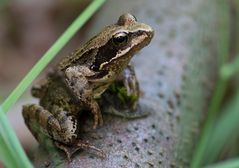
[220,55,239,80]
[204,90,239,163]
[0,136,18,168]
[191,1,230,167]
[204,158,239,168]
[191,79,228,168]
[0,106,33,168]
[0,0,106,167]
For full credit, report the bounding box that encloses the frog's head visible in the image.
[90,13,154,73]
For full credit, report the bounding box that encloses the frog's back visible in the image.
[56,24,117,71]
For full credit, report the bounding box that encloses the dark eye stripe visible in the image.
[91,30,145,71]
[91,39,119,71]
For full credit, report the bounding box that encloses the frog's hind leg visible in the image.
[22,104,61,145]
[22,104,104,160]
[22,104,78,147]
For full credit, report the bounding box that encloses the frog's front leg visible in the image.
[117,64,140,99]
[64,66,103,129]
[22,104,104,161]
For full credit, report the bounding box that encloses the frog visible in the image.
[22,13,154,160]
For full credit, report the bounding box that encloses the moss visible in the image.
[107,82,139,105]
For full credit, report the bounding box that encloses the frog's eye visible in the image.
[112,32,128,46]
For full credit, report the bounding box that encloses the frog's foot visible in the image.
[89,101,104,129]
[55,140,106,162]
[103,103,151,119]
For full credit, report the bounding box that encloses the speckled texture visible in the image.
[32,0,224,167]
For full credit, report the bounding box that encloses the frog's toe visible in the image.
[75,140,106,158]
[90,104,104,129]
[92,114,99,129]
[55,141,76,162]
[98,111,104,126]
[92,112,103,129]
[55,140,105,162]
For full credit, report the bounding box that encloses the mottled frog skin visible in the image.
[22,13,154,160]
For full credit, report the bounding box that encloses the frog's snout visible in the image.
[147,28,154,40]
[144,25,154,40]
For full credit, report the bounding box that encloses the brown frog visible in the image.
[22,13,154,160]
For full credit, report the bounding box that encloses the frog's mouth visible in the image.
[130,30,154,54]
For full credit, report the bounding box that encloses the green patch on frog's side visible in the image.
[108,82,139,107]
